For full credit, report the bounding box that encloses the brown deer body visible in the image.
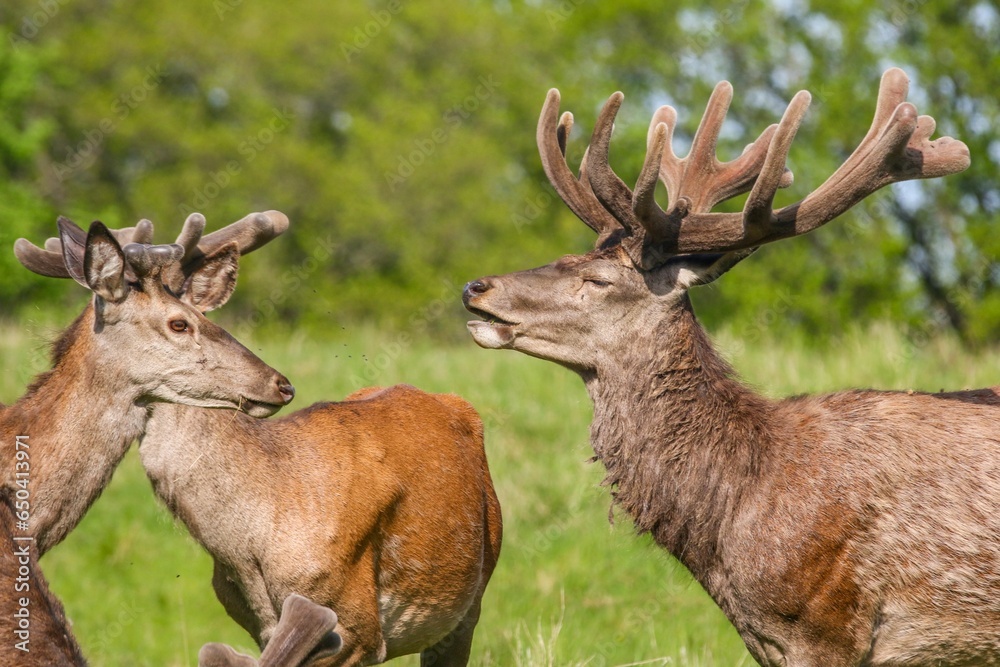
[463,69,991,666]
[142,386,501,666]
[32,215,503,666]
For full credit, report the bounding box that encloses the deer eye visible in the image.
[169,319,190,333]
[583,277,612,287]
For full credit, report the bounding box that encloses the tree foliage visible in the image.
[0,0,997,342]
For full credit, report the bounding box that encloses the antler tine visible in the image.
[586,91,642,231]
[13,237,72,278]
[650,81,796,219]
[742,90,812,234]
[192,210,289,262]
[537,89,622,243]
[632,121,682,244]
[648,105,682,205]
[98,218,156,248]
[257,594,340,667]
[175,212,207,261]
[681,81,733,211]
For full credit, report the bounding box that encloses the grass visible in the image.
[3,314,1000,666]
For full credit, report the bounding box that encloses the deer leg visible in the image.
[306,549,387,667]
[211,561,276,647]
[418,594,483,667]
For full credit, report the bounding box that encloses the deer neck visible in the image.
[0,307,149,555]
[139,403,276,554]
[583,296,771,586]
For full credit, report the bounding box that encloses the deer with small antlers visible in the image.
[462,68,995,666]
[1,214,295,665]
[3,214,294,556]
[26,213,503,666]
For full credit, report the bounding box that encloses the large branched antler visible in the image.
[541,68,970,270]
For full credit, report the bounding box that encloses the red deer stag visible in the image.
[462,68,989,667]
[27,213,503,667]
[2,213,294,556]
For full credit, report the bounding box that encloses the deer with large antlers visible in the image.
[3,213,294,556]
[462,68,994,666]
[32,214,503,666]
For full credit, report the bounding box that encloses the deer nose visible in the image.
[277,377,295,404]
[463,279,491,304]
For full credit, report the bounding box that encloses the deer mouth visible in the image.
[466,307,517,349]
[240,397,284,418]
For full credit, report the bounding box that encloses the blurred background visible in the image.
[1,1,999,665]
[1,0,998,341]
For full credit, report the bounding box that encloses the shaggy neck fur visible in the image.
[583,297,775,593]
[0,306,148,555]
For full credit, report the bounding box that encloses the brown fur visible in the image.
[0,489,86,666]
[140,384,503,667]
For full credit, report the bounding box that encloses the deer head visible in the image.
[13,215,294,417]
[463,68,970,373]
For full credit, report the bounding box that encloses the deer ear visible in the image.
[80,221,128,302]
[55,216,89,288]
[181,242,240,313]
[676,248,758,289]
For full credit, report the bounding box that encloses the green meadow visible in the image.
[4,316,999,666]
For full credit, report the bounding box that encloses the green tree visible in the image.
[1,0,997,343]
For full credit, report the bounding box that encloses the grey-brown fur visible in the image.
[464,69,993,666]
[2,219,292,555]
